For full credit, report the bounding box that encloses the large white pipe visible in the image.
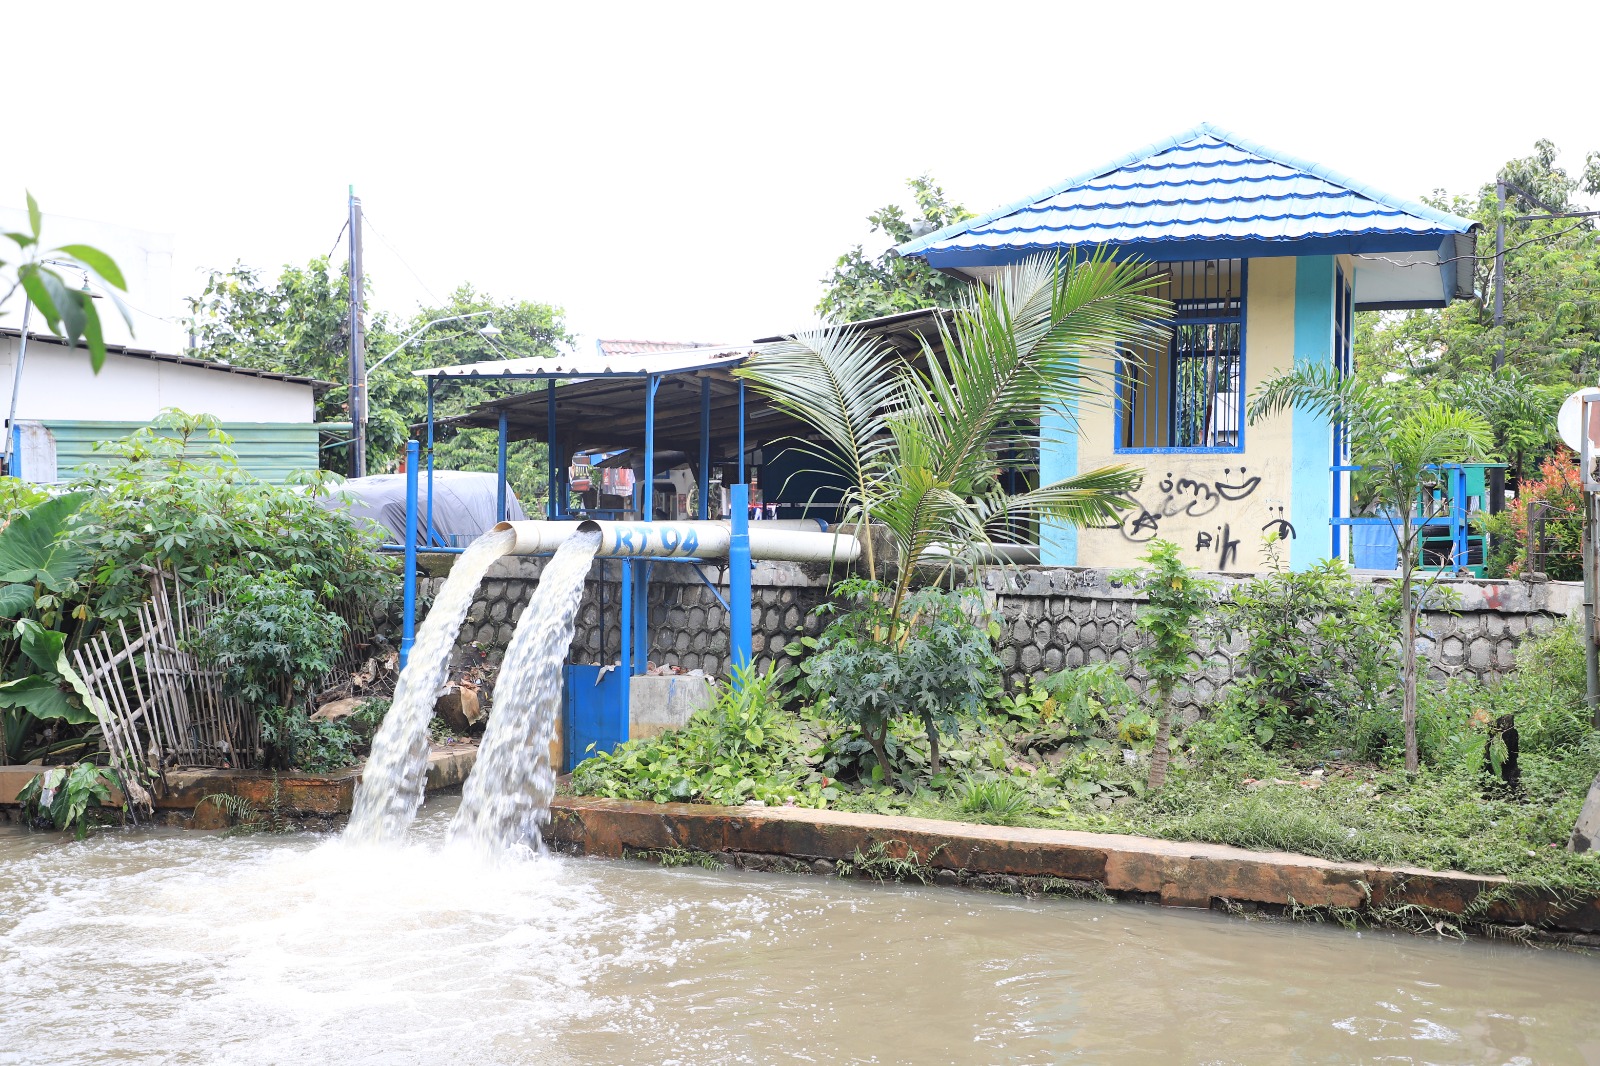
[491,519,861,564]
[748,526,860,564]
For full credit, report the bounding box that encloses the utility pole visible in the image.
[348,186,367,479]
[1489,180,1508,513]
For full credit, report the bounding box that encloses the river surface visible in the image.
[2,797,1598,1066]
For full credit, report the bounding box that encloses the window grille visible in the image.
[1117,259,1244,451]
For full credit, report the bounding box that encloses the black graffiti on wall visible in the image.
[1119,467,1263,543]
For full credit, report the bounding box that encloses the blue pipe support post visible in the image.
[1452,465,1469,568]
[400,439,420,669]
[496,410,508,523]
[8,424,19,481]
[546,381,558,519]
[425,378,437,548]
[698,377,711,519]
[729,483,753,677]
[633,375,658,675]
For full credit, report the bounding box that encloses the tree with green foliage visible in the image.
[746,251,1166,636]
[1116,539,1217,789]
[1355,140,1599,458]
[186,261,570,505]
[1250,365,1492,773]
[816,174,974,323]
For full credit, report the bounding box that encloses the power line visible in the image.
[324,218,350,264]
[361,210,445,307]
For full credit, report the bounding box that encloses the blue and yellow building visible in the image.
[896,123,1478,572]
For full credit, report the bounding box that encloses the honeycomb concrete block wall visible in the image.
[420,555,1581,711]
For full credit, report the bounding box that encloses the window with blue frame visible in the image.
[1117,259,1245,452]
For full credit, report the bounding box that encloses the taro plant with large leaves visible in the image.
[0,492,99,764]
[1249,363,1492,773]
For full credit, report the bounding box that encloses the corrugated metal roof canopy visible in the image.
[431,364,805,459]
[413,344,753,380]
[896,123,1478,309]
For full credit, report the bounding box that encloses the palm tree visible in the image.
[1249,365,1492,772]
[739,251,1169,639]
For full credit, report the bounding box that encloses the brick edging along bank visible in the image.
[546,795,1600,934]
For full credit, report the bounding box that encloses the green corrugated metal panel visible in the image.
[42,421,322,484]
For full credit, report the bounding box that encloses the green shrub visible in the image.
[954,776,1034,825]
[194,570,348,771]
[798,578,1000,784]
[1219,549,1397,751]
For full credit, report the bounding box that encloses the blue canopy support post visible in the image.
[425,377,437,548]
[698,376,711,519]
[1452,465,1469,569]
[620,559,634,678]
[633,375,659,674]
[8,424,20,482]
[737,379,746,487]
[546,381,558,519]
[729,483,753,680]
[496,409,508,523]
[400,439,420,669]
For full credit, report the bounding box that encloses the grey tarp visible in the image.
[319,471,528,547]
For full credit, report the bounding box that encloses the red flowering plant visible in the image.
[1480,448,1583,580]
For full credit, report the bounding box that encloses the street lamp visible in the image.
[6,263,96,478]
[353,310,501,477]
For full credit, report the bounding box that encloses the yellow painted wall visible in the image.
[1073,257,1300,572]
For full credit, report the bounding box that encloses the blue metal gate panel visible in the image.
[563,664,628,772]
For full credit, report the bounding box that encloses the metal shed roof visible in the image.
[895,123,1478,308]
[0,327,337,390]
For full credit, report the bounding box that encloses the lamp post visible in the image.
[6,263,96,478]
[354,312,502,477]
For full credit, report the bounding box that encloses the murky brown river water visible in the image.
[2,795,1597,1065]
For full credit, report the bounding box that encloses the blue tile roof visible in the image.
[897,123,1475,266]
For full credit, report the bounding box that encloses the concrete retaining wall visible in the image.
[424,556,1583,710]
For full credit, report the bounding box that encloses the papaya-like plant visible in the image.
[1116,539,1217,789]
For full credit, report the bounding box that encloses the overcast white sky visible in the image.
[10,1,1599,354]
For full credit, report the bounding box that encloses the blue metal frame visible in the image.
[1115,260,1248,456]
[1329,463,1494,572]
[400,355,762,764]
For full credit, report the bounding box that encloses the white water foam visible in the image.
[449,529,601,855]
[346,528,515,844]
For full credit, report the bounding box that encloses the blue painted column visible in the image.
[546,381,558,519]
[425,379,436,547]
[632,376,659,674]
[1037,405,1079,566]
[698,377,711,519]
[729,483,753,676]
[400,439,419,668]
[495,410,508,522]
[1291,256,1337,571]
